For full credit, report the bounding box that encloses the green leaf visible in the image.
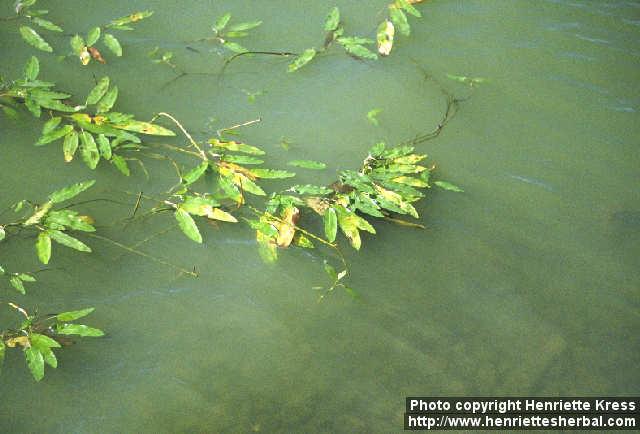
[337,213,362,250]
[63,131,79,162]
[18,273,36,282]
[36,231,51,264]
[97,134,112,160]
[182,161,209,185]
[111,119,175,136]
[367,108,382,126]
[10,275,26,294]
[24,201,52,226]
[111,155,130,176]
[96,86,118,114]
[324,207,337,242]
[36,125,73,146]
[25,347,45,381]
[49,229,91,252]
[102,33,122,56]
[86,26,101,46]
[86,76,110,105]
[288,48,316,72]
[14,0,37,14]
[389,6,410,36]
[49,180,95,203]
[30,333,61,349]
[41,116,61,134]
[213,13,231,33]
[395,0,422,17]
[287,159,326,170]
[23,56,39,81]
[342,43,378,60]
[70,34,85,55]
[32,17,63,32]
[0,341,5,374]
[0,227,5,242]
[337,36,374,45]
[42,350,57,368]
[227,21,262,32]
[222,41,247,53]
[324,261,338,281]
[24,96,41,117]
[56,323,104,337]
[80,131,100,169]
[19,26,53,52]
[245,218,278,237]
[209,139,264,155]
[45,210,95,232]
[235,174,266,196]
[434,180,464,192]
[250,169,295,179]
[175,208,202,243]
[221,154,264,165]
[324,7,340,32]
[108,10,153,27]
[56,307,95,322]
[289,184,333,195]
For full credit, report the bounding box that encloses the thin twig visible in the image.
[222,50,298,70]
[154,112,206,159]
[86,233,198,277]
[217,118,261,138]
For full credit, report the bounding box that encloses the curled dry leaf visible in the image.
[88,46,106,64]
[276,206,300,247]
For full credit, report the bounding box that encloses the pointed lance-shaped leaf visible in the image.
[56,324,104,337]
[96,86,118,114]
[86,26,101,46]
[23,56,39,81]
[49,229,92,252]
[102,33,122,56]
[175,208,203,243]
[36,231,51,264]
[324,7,340,32]
[63,131,79,162]
[25,347,45,381]
[56,307,95,322]
[49,180,95,203]
[19,26,53,52]
[86,77,110,105]
[287,159,326,170]
[288,48,316,72]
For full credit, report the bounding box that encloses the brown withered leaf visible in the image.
[88,46,106,64]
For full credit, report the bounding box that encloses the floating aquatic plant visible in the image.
[0,303,103,381]
[0,0,466,381]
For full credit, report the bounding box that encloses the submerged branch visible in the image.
[222,50,298,71]
[86,233,198,277]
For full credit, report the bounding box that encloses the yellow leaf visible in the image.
[80,47,91,65]
[377,20,395,56]
[208,208,237,222]
[111,120,175,136]
[276,206,299,248]
[5,336,30,348]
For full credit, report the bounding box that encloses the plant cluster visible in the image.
[12,1,152,65]
[1,1,469,381]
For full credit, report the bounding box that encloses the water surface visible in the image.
[1,0,639,432]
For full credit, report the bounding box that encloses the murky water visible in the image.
[1,0,639,432]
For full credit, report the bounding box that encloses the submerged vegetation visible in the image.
[1,0,472,381]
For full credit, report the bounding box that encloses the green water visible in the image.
[1,0,639,432]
